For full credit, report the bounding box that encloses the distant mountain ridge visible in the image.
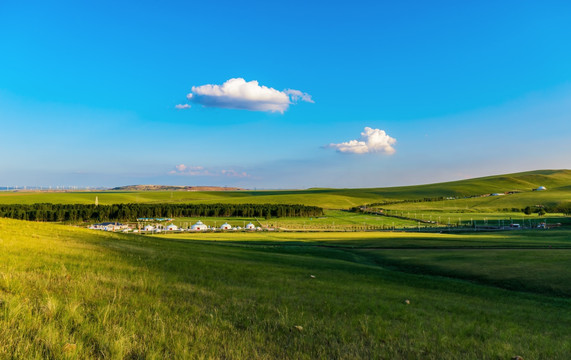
[111,185,246,191]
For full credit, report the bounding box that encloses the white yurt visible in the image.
[536,186,547,191]
[166,224,179,231]
[191,221,208,231]
[143,225,155,231]
[245,223,256,230]
[220,223,232,230]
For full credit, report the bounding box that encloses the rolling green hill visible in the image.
[0,169,569,210]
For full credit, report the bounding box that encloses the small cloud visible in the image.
[327,127,397,155]
[284,89,314,103]
[175,164,188,172]
[221,169,250,178]
[175,104,191,110]
[177,78,313,113]
[169,164,250,178]
[169,164,212,176]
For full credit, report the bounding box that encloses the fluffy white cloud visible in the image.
[169,164,250,177]
[179,78,313,113]
[175,104,191,109]
[327,127,397,155]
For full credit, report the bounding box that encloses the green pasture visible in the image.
[360,247,571,297]
[163,209,568,232]
[378,210,569,226]
[381,188,571,212]
[157,228,571,249]
[1,169,569,211]
[0,190,374,208]
[168,210,421,230]
[2,218,569,358]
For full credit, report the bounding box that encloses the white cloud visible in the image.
[327,127,397,155]
[221,169,250,178]
[169,164,250,178]
[169,165,212,176]
[179,78,313,113]
[284,89,314,103]
[175,104,191,109]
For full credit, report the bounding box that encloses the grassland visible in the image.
[1,169,569,232]
[1,169,569,210]
[168,210,421,230]
[1,218,570,359]
[379,210,569,226]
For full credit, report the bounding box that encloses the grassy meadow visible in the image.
[379,210,569,226]
[1,218,570,359]
[1,169,570,357]
[1,169,569,210]
[168,210,421,230]
[1,169,569,231]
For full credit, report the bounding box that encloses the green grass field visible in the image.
[1,218,570,359]
[379,210,569,226]
[1,169,569,210]
[167,210,421,230]
[381,189,570,212]
[2,169,569,232]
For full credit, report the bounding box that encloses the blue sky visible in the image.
[1,0,570,188]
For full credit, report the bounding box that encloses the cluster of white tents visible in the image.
[90,220,265,233]
[89,222,130,232]
[141,221,262,233]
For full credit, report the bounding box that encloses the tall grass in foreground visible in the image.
[1,218,570,359]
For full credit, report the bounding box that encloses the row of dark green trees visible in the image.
[0,203,324,222]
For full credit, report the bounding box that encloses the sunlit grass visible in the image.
[1,218,570,358]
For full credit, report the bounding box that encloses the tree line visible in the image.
[0,203,324,222]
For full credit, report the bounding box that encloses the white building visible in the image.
[191,221,208,231]
[166,224,179,231]
[245,223,256,230]
[143,225,155,231]
[89,222,128,232]
[220,223,232,230]
[536,186,547,191]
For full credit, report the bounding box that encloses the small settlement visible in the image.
[89,218,263,233]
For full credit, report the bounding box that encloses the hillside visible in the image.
[0,169,569,209]
[1,218,570,358]
[367,169,571,198]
